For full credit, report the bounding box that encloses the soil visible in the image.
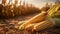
[0,13,60,34]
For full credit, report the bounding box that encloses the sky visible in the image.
[0,0,60,8]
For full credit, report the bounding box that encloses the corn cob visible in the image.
[19,12,47,30]
[25,24,35,30]
[32,4,60,31]
[47,3,60,17]
[32,20,54,31]
[18,21,27,26]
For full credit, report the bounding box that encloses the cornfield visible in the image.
[0,0,60,34]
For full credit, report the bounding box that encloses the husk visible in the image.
[49,18,60,26]
[47,3,60,26]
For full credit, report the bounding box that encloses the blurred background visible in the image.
[0,0,60,18]
[0,0,60,34]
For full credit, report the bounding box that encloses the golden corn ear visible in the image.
[47,3,60,17]
[32,20,54,31]
[25,24,34,30]
[19,12,47,30]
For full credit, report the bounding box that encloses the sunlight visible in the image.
[12,0,21,5]
[5,0,27,6]
[18,0,20,6]
[12,0,15,4]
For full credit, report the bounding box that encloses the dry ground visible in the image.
[0,13,60,34]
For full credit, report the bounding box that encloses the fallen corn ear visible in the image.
[32,20,54,31]
[19,12,47,30]
[18,21,26,30]
[25,24,35,30]
[18,21,27,25]
[47,3,60,17]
